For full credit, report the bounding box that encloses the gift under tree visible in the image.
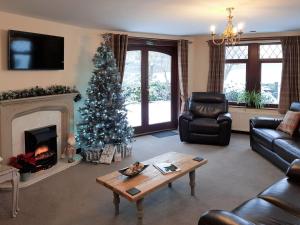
[76,34,133,152]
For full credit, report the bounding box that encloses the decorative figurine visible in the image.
[61,134,76,163]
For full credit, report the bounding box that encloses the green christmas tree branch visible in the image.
[76,35,133,149]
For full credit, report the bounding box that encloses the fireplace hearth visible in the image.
[25,125,57,172]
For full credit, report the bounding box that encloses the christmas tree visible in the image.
[76,35,133,149]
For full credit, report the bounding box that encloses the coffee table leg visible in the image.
[168,182,172,188]
[189,170,195,196]
[113,192,120,215]
[136,198,144,225]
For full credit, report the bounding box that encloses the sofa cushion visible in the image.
[273,139,300,163]
[189,118,219,134]
[277,111,300,136]
[258,178,300,217]
[233,198,300,224]
[252,128,292,150]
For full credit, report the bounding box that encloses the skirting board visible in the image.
[0,155,82,190]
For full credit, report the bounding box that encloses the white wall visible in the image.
[0,11,195,92]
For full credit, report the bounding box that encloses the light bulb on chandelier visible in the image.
[210,7,244,45]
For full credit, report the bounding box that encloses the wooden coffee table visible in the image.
[96,152,207,225]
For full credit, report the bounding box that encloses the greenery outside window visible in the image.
[223,42,283,108]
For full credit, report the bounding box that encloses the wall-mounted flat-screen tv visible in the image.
[8,30,64,70]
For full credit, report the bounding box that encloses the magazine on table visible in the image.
[153,162,180,175]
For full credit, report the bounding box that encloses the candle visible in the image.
[210,25,216,34]
[237,23,244,32]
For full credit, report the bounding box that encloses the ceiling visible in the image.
[0,0,299,36]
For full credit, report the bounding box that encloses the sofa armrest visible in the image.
[198,210,254,225]
[286,159,300,181]
[250,117,282,129]
[179,111,194,121]
[217,113,232,123]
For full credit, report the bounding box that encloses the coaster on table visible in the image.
[126,187,141,196]
[193,157,204,162]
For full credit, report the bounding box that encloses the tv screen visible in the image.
[8,30,64,70]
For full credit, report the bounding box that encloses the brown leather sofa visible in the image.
[198,159,300,225]
[250,102,300,171]
[179,92,232,146]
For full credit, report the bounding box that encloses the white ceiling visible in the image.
[0,0,300,36]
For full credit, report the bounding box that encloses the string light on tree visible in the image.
[76,34,134,149]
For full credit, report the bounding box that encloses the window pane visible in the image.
[123,50,142,127]
[223,63,246,102]
[260,44,282,59]
[261,63,282,104]
[148,51,171,125]
[226,46,248,59]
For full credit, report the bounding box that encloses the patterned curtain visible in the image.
[178,40,189,113]
[279,36,300,114]
[207,41,225,93]
[105,33,128,83]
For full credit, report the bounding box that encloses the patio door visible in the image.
[123,39,178,135]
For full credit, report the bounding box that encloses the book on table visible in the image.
[153,162,180,174]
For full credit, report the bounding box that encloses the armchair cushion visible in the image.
[198,210,254,225]
[217,113,232,123]
[189,118,219,134]
[179,111,194,121]
[189,92,227,118]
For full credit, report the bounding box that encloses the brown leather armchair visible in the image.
[179,92,232,146]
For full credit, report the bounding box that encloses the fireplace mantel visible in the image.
[0,93,77,164]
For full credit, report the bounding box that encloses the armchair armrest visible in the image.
[179,111,194,121]
[250,117,282,129]
[286,159,300,181]
[217,113,232,123]
[198,210,254,225]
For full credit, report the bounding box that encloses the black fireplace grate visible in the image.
[24,125,58,172]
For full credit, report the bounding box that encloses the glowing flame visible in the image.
[35,146,49,157]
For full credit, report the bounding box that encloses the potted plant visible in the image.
[9,153,36,181]
[237,90,263,109]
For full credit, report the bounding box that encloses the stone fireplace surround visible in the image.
[0,93,79,188]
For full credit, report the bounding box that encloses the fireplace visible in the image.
[25,125,57,172]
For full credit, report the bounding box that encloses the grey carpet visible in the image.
[0,133,284,225]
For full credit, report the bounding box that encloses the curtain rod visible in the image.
[205,36,291,43]
[128,36,193,44]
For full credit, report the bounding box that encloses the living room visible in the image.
[0,1,300,225]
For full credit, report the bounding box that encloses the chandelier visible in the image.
[210,7,243,45]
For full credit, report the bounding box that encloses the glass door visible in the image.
[148,51,172,125]
[122,50,142,127]
[123,44,178,135]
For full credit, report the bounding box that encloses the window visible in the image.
[224,42,283,107]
